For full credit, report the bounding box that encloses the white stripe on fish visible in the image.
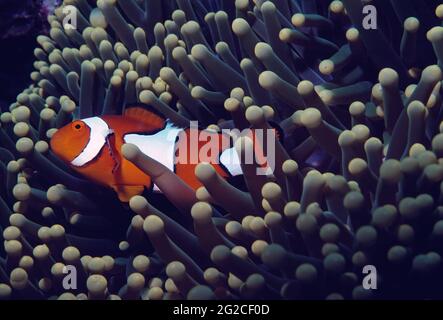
[71,117,113,167]
[220,146,243,176]
[124,122,183,191]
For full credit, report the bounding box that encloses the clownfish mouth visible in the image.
[71,117,114,167]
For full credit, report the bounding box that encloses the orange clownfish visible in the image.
[50,106,245,202]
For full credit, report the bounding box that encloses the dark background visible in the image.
[0,0,58,111]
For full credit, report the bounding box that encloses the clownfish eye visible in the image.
[71,121,85,132]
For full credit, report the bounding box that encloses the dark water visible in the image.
[0,0,51,111]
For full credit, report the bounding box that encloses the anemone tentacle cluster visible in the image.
[1,0,443,300]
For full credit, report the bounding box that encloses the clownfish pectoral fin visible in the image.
[105,136,120,174]
[124,105,166,130]
[112,185,145,202]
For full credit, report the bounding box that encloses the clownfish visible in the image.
[50,106,246,202]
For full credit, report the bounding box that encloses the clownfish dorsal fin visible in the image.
[124,105,166,130]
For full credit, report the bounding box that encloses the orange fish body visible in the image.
[50,107,237,202]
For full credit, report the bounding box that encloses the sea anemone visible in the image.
[1,0,443,300]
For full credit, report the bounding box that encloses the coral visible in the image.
[1,0,443,300]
